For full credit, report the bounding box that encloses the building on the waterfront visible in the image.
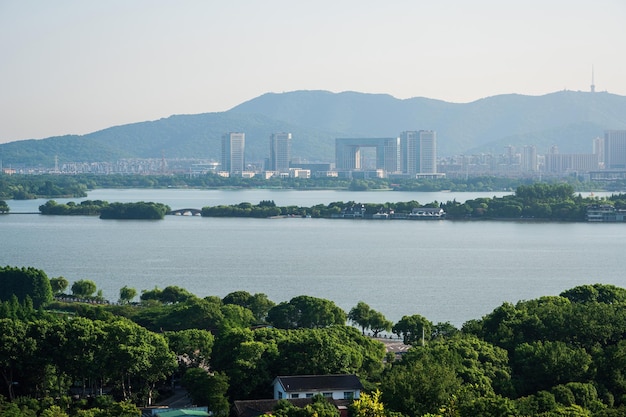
[335,137,400,175]
[269,132,292,172]
[603,130,626,169]
[586,204,626,222]
[400,130,437,175]
[221,132,246,174]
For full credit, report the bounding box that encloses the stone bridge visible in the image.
[168,208,202,216]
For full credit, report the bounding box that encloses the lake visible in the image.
[2,188,624,328]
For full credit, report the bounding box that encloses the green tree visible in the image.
[49,277,69,295]
[0,318,38,400]
[560,284,626,304]
[223,290,252,306]
[513,341,593,395]
[100,318,177,403]
[368,311,393,337]
[220,304,255,329]
[182,368,230,416]
[248,293,275,322]
[71,280,97,298]
[392,314,431,345]
[349,301,372,334]
[165,328,214,368]
[160,286,194,303]
[118,286,137,304]
[382,351,461,416]
[0,200,10,214]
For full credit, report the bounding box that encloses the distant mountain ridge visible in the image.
[2,90,626,167]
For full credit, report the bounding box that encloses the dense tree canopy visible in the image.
[267,295,347,329]
[39,199,107,215]
[99,201,170,219]
[0,266,52,308]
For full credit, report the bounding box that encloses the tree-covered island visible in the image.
[200,184,626,221]
[2,264,626,416]
[39,200,170,219]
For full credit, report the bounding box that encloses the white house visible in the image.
[272,375,363,401]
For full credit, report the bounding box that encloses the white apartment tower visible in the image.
[521,145,538,172]
[400,130,437,175]
[269,132,292,172]
[221,132,245,174]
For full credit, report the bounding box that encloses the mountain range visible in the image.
[2,90,626,167]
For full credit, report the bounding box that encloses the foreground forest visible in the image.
[2,266,626,417]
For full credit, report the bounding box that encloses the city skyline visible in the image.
[1,1,625,143]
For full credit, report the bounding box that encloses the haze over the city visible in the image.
[1,0,625,144]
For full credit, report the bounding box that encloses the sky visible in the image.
[1,1,625,143]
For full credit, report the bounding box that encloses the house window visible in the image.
[323,392,332,398]
[291,394,300,399]
[306,394,313,398]
[343,392,354,400]
[278,392,283,399]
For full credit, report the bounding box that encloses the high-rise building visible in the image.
[604,130,626,169]
[593,136,604,168]
[400,130,437,175]
[221,132,245,174]
[269,132,292,172]
[521,145,538,172]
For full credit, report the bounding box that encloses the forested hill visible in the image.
[2,90,626,167]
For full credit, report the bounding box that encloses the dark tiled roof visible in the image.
[274,374,363,392]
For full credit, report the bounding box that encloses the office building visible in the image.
[604,130,626,169]
[335,138,400,174]
[221,132,245,174]
[400,130,437,175]
[269,132,292,172]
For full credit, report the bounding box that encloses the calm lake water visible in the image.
[2,189,624,327]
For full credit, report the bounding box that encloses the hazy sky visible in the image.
[1,1,625,143]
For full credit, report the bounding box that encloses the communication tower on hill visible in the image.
[591,65,596,93]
